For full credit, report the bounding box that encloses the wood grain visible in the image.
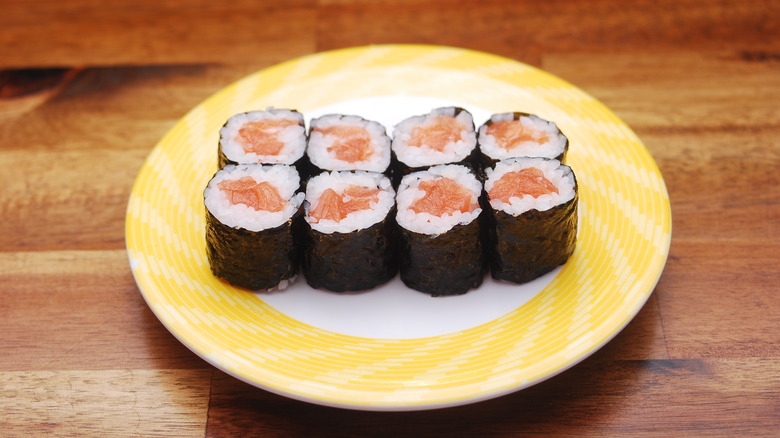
[317,0,780,60]
[1,0,778,435]
[0,63,270,250]
[0,369,212,437]
[205,358,780,436]
[658,242,780,358]
[0,0,316,68]
[0,250,206,371]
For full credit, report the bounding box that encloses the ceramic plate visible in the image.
[126,45,671,411]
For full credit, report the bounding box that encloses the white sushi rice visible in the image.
[485,158,576,216]
[396,164,482,236]
[305,171,395,234]
[219,109,306,165]
[204,164,304,232]
[307,114,391,172]
[478,113,567,160]
[392,107,477,168]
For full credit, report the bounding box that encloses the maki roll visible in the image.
[218,108,307,168]
[391,107,479,185]
[484,158,578,284]
[306,114,391,175]
[204,164,304,291]
[478,112,569,170]
[302,170,397,292]
[396,164,485,296]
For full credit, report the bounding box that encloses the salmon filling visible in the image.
[489,167,558,203]
[218,177,286,212]
[236,118,299,156]
[410,177,473,216]
[309,184,381,223]
[486,120,549,150]
[313,125,373,163]
[407,116,464,152]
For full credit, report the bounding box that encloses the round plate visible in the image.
[126,45,671,411]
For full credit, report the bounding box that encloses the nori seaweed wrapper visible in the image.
[484,173,578,284]
[205,209,301,291]
[293,154,318,183]
[390,146,483,187]
[218,148,314,181]
[217,146,234,169]
[302,214,397,292]
[398,218,485,296]
[477,112,569,176]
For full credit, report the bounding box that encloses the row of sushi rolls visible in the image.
[204,107,578,296]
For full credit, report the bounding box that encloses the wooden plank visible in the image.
[0,63,268,251]
[0,63,269,141]
[0,250,207,371]
[317,0,780,62]
[541,51,780,132]
[204,358,779,436]
[0,369,211,437]
[660,154,778,243]
[0,149,148,251]
[655,242,780,358]
[0,0,316,68]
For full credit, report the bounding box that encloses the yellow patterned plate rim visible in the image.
[126,44,671,411]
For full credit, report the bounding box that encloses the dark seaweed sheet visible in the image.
[218,150,314,186]
[302,214,398,292]
[398,218,485,296]
[217,146,232,169]
[205,209,300,291]
[218,146,312,173]
[484,175,578,284]
[306,158,391,181]
[390,146,483,187]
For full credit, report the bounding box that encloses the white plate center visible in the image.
[259,269,558,339]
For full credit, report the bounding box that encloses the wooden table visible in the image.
[2,1,778,436]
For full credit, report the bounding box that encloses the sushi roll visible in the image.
[218,108,307,168]
[204,164,304,291]
[302,170,397,292]
[391,107,480,185]
[306,114,391,175]
[478,112,569,170]
[395,164,485,296]
[483,158,578,284]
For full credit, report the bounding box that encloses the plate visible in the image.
[126,45,671,411]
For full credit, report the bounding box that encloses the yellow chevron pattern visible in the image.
[126,45,671,410]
